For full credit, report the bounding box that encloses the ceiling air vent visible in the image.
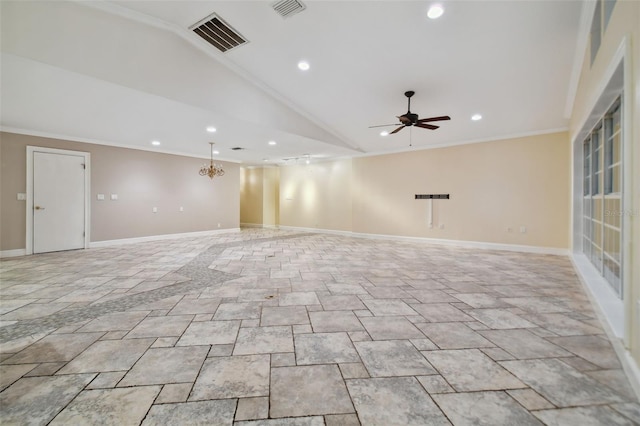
[231,147,245,151]
[272,0,306,18]
[191,13,247,53]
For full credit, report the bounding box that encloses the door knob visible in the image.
[34,206,45,210]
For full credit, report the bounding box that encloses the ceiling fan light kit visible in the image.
[370,90,451,137]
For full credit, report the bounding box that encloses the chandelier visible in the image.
[199,142,225,179]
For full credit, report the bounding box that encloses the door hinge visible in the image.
[83,231,86,237]
[81,163,86,169]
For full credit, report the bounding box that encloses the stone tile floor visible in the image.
[0,228,638,425]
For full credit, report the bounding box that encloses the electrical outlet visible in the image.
[153,207,158,213]
[179,206,184,212]
[17,193,26,201]
[520,226,527,233]
[217,223,221,228]
[439,224,445,229]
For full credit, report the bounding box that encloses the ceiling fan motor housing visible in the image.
[368,90,450,134]
[399,112,419,125]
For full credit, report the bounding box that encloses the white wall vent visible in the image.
[190,13,247,53]
[272,0,306,18]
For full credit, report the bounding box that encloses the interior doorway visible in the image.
[26,146,90,254]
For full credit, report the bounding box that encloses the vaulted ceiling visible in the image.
[1,1,585,164]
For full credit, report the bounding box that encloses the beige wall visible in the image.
[279,159,352,232]
[569,1,639,363]
[0,136,3,249]
[240,166,280,227]
[263,167,280,227]
[0,132,239,250]
[352,133,570,248]
[240,167,264,225]
[276,133,569,249]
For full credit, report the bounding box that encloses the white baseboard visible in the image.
[277,225,351,237]
[570,255,639,400]
[240,223,279,229]
[3,227,569,257]
[89,228,241,248]
[570,253,624,337]
[2,229,243,256]
[353,232,570,255]
[620,347,640,401]
[277,225,569,255]
[0,248,27,258]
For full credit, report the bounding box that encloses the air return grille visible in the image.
[272,0,306,18]
[191,13,247,53]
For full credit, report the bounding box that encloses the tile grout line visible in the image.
[0,233,316,344]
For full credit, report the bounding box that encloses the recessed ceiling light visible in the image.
[268,140,277,145]
[151,140,161,146]
[380,131,389,137]
[427,3,444,19]
[471,114,483,121]
[298,61,310,71]
[213,150,219,154]
[206,126,217,133]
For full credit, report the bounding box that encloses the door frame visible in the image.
[26,146,91,255]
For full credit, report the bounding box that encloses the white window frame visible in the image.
[571,36,631,342]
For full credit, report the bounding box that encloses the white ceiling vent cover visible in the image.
[272,0,306,18]
[190,13,247,53]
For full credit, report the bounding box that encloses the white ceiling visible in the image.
[0,0,585,164]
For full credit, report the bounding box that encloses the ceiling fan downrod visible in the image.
[405,90,415,113]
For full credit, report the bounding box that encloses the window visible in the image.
[582,137,592,259]
[582,96,622,296]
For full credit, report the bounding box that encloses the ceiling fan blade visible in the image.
[415,123,439,130]
[390,125,405,135]
[368,123,401,128]
[417,115,451,123]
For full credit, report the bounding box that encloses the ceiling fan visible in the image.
[369,91,450,135]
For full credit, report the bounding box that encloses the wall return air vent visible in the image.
[272,0,306,18]
[191,13,247,53]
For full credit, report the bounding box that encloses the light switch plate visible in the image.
[97,194,105,201]
[110,194,118,200]
[17,193,26,201]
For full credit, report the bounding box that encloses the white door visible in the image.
[33,151,86,253]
